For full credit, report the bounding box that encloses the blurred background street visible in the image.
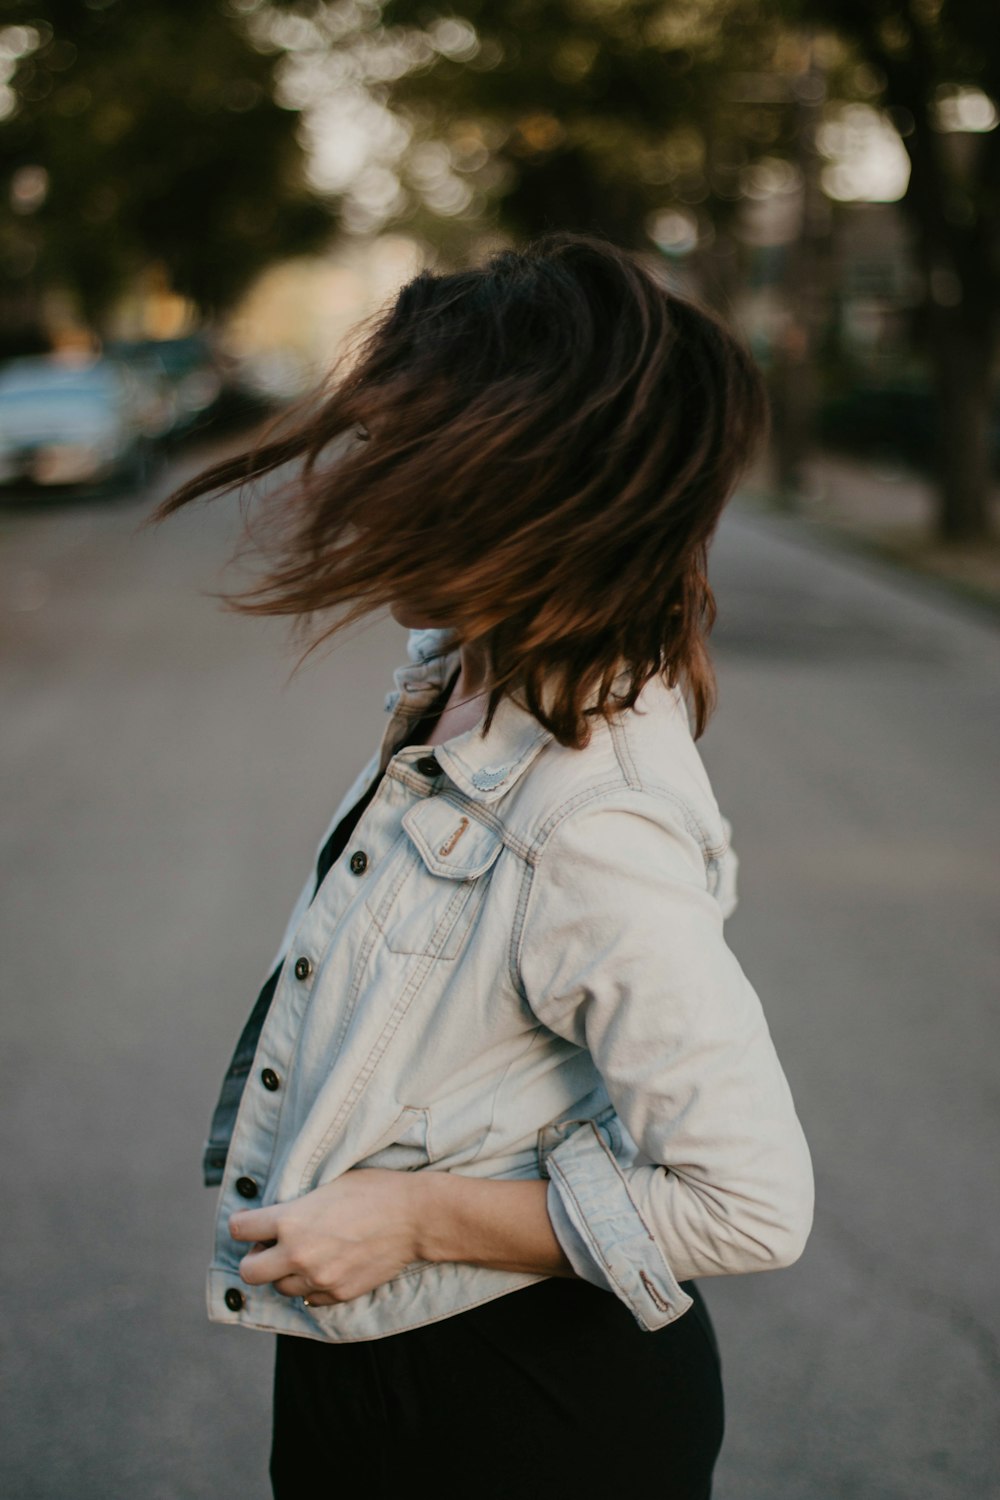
[3,437,998,1500]
[2,1,999,1496]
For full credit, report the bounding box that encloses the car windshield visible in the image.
[0,371,122,439]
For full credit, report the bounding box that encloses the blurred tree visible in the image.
[789,0,999,542]
[0,0,331,348]
[375,0,996,541]
[380,0,782,264]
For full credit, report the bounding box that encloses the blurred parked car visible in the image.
[107,334,226,436]
[0,355,153,493]
[113,346,179,441]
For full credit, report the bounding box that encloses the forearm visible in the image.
[416,1173,578,1279]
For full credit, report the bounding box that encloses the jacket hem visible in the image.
[207,1263,551,1343]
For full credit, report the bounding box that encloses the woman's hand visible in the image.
[229,1168,423,1308]
[230,1170,577,1308]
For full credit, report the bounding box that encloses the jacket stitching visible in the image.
[300,1275,549,1339]
[546,1133,632,1303]
[438,816,470,857]
[639,1271,672,1312]
[512,776,667,994]
[415,790,533,862]
[507,857,535,997]
[301,948,438,1187]
[446,729,551,803]
[369,876,475,958]
[549,1128,681,1311]
[467,1025,546,1167]
[639,776,729,858]
[608,715,642,791]
[529,774,631,857]
[531,771,726,866]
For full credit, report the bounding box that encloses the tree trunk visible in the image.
[811,4,1000,544]
[927,312,996,543]
[770,36,830,509]
[771,322,815,505]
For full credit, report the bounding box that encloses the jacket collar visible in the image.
[387,628,554,805]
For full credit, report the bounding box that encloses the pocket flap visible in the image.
[402,798,503,880]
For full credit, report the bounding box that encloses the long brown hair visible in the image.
[150,233,767,746]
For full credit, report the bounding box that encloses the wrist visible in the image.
[412,1169,457,1265]
[409,1171,574,1279]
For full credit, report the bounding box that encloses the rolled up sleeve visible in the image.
[519,796,814,1331]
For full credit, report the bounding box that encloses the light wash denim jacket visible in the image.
[207,629,814,1341]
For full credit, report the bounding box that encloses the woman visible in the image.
[153,232,813,1498]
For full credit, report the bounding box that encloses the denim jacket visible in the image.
[207,629,813,1341]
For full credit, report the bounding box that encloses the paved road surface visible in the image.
[2,448,997,1499]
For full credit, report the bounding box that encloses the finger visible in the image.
[274,1274,315,1300]
[229,1206,282,1242]
[239,1243,293,1287]
[272,1274,337,1306]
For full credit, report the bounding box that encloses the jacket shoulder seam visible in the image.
[639,776,729,858]
[530,776,719,862]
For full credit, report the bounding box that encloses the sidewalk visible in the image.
[740,450,1000,616]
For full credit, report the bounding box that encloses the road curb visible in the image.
[732,492,1000,628]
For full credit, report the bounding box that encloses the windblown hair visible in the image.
[151,232,767,747]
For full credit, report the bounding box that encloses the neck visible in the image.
[454,639,490,705]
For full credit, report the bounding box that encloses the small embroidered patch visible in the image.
[438,817,469,857]
[471,764,509,791]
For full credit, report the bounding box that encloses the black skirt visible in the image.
[271,1275,724,1499]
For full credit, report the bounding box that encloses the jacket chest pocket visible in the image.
[365,798,503,960]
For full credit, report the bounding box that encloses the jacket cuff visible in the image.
[544,1120,693,1330]
[545,1181,616,1293]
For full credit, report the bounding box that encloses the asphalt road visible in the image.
[2,448,998,1500]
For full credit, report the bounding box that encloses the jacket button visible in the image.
[349,850,368,875]
[235,1176,259,1199]
[224,1287,245,1312]
[293,956,312,981]
[416,755,440,777]
[260,1068,280,1092]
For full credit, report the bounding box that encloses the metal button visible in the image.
[416,755,441,777]
[260,1067,280,1092]
[224,1287,245,1312]
[293,955,312,981]
[349,850,368,875]
[235,1176,259,1200]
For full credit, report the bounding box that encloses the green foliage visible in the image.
[380,0,789,247]
[374,0,998,536]
[374,0,996,318]
[0,0,332,321]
